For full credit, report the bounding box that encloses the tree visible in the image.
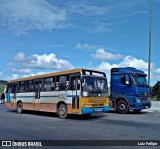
[152,81,160,100]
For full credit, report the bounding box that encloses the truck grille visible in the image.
[139,92,150,100]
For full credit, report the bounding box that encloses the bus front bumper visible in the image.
[81,106,110,114]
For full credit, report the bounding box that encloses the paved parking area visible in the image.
[0,104,160,148]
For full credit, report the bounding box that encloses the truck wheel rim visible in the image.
[119,104,125,111]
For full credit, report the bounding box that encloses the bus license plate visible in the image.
[94,108,103,112]
[145,106,148,108]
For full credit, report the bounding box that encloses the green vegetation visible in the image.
[0,80,7,94]
[151,81,160,101]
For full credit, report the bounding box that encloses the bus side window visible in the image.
[71,77,80,90]
[59,75,69,91]
[24,81,33,92]
[71,79,76,90]
[44,77,55,91]
[7,83,12,93]
[12,84,19,93]
[19,82,25,93]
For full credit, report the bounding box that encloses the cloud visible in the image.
[10,74,19,80]
[0,0,147,35]
[91,22,112,33]
[92,48,124,60]
[154,68,160,73]
[66,1,109,17]
[118,56,149,71]
[96,56,149,72]
[95,55,160,85]
[8,72,51,80]
[22,53,74,70]
[12,68,31,74]
[0,0,67,35]
[22,72,50,78]
[13,52,25,61]
[75,43,98,50]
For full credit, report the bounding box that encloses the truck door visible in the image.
[71,76,79,113]
[120,74,134,100]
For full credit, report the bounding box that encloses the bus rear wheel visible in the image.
[58,104,68,119]
[17,102,23,114]
[116,100,128,114]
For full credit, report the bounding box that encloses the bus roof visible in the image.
[7,68,105,83]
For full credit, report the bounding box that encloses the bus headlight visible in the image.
[136,98,141,103]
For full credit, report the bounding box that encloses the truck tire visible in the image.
[133,110,141,113]
[58,104,68,119]
[17,102,23,114]
[116,100,128,114]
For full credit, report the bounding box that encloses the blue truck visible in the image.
[110,67,151,113]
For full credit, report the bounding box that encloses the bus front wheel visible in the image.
[116,100,128,114]
[17,102,23,114]
[58,104,68,119]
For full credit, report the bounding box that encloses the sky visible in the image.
[0,0,160,86]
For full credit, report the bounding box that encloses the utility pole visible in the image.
[148,0,152,85]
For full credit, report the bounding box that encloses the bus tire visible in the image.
[116,100,128,114]
[58,104,68,119]
[17,102,23,114]
[83,113,91,118]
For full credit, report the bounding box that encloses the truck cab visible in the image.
[110,67,151,114]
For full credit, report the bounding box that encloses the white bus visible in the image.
[5,68,110,118]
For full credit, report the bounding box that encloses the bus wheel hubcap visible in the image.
[60,107,65,115]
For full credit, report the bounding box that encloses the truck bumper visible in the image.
[133,102,151,110]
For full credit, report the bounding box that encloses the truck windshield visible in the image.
[132,75,149,87]
[83,76,108,97]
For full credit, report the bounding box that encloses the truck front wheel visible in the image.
[116,100,128,114]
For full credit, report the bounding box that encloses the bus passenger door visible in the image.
[13,84,18,104]
[71,77,79,113]
[34,80,42,110]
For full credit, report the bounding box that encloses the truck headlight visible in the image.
[136,98,141,103]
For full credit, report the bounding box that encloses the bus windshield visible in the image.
[82,76,108,97]
[132,75,149,87]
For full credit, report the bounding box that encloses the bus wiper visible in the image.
[91,88,98,93]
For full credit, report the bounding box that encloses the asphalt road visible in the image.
[0,104,160,149]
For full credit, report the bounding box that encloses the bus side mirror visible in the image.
[82,83,85,87]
